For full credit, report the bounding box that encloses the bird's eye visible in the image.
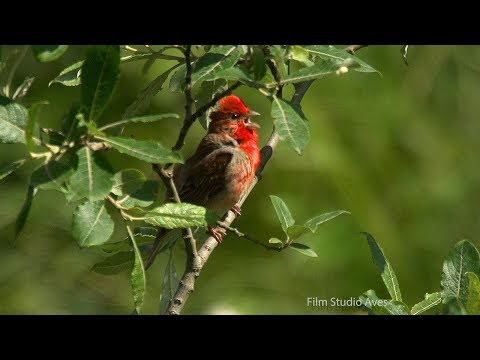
[231,113,239,119]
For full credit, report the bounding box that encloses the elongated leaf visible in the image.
[128,225,146,313]
[401,45,409,65]
[31,161,72,191]
[191,45,241,86]
[26,101,48,152]
[117,180,159,209]
[81,45,120,122]
[68,147,115,201]
[97,136,183,164]
[286,225,310,241]
[280,58,339,85]
[143,203,216,229]
[32,45,68,62]
[0,159,25,181]
[304,210,350,233]
[252,47,267,80]
[160,246,179,314]
[360,290,409,315]
[0,96,28,144]
[123,65,180,118]
[411,292,442,315]
[441,239,480,308]
[112,169,146,196]
[196,79,228,130]
[362,232,402,301]
[269,195,295,235]
[271,97,310,155]
[288,46,314,67]
[134,226,158,238]
[466,272,480,314]
[289,242,318,257]
[72,201,114,247]
[92,251,134,275]
[14,185,37,240]
[304,45,378,73]
[99,113,179,131]
[169,64,187,92]
[49,61,83,87]
[100,227,159,253]
[269,46,288,79]
[13,77,35,100]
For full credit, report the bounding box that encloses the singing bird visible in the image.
[145,95,261,269]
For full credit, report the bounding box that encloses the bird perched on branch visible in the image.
[145,94,261,269]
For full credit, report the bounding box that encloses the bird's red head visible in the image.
[209,95,261,140]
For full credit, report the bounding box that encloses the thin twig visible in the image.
[345,45,368,54]
[217,222,282,252]
[4,46,28,98]
[172,81,241,151]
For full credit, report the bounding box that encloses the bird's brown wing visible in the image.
[177,148,234,206]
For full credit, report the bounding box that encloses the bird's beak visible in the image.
[245,110,261,129]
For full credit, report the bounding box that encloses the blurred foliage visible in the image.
[1,45,480,314]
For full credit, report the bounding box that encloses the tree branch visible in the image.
[166,79,314,315]
[345,45,368,55]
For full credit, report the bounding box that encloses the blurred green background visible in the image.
[1,45,479,314]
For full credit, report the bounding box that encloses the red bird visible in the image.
[145,95,261,269]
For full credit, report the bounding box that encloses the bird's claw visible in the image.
[208,226,227,244]
[231,205,242,218]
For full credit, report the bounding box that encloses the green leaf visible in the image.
[169,64,187,92]
[362,232,402,301]
[26,101,48,152]
[252,47,267,80]
[49,61,83,87]
[269,46,288,79]
[196,79,228,130]
[14,185,37,240]
[466,272,480,314]
[0,159,25,181]
[441,239,480,308]
[159,246,179,314]
[91,251,134,275]
[279,58,339,85]
[286,225,310,241]
[269,195,295,235]
[304,210,350,233]
[411,292,442,315]
[72,200,114,247]
[13,77,35,100]
[117,180,159,209]
[134,226,158,238]
[304,45,379,74]
[81,45,120,122]
[0,96,28,144]
[127,225,146,313]
[268,238,283,245]
[288,46,314,67]
[96,136,183,164]
[123,65,180,120]
[142,203,216,229]
[99,113,179,131]
[100,228,158,253]
[191,45,241,86]
[360,290,409,315]
[271,96,311,155]
[68,147,115,201]
[32,45,69,62]
[112,169,146,196]
[31,161,72,191]
[289,242,318,257]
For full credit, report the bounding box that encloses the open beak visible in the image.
[245,110,261,129]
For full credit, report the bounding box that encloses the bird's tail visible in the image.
[144,228,174,270]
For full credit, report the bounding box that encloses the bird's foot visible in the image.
[208,226,227,244]
[231,205,242,218]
